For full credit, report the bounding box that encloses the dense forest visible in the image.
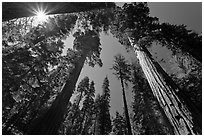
[2,2,202,135]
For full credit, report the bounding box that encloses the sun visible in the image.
[35,10,48,23]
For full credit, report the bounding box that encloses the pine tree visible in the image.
[112,111,127,135]
[111,54,132,135]
[93,94,101,135]
[96,77,112,135]
[70,76,90,127]
[80,81,95,134]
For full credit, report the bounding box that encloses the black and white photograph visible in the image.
[2,1,202,135]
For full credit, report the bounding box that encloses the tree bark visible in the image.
[144,88,175,134]
[128,38,201,135]
[27,50,88,135]
[119,70,132,135]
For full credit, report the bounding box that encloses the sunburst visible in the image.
[30,3,49,24]
[34,9,48,24]
[36,10,47,22]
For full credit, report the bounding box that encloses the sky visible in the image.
[148,2,202,33]
[64,2,202,116]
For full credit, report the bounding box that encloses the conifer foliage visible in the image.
[111,54,132,135]
[95,77,112,135]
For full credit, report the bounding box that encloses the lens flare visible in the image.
[30,3,49,24]
[36,10,48,23]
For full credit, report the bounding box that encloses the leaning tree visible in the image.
[28,6,115,134]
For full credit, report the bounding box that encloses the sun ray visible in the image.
[30,3,49,24]
[35,10,48,23]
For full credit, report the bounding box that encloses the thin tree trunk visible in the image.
[27,50,88,135]
[81,114,88,134]
[119,71,132,135]
[79,109,87,134]
[128,37,201,135]
[93,113,98,135]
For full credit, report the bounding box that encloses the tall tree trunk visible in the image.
[27,50,88,135]
[119,71,132,135]
[135,72,174,134]
[143,87,175,134]
[128,38,201,135]
[152,51,202,132]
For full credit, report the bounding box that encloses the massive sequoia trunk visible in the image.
[119,71,132,135]
[27,50,88,135]
[128,38,201,135]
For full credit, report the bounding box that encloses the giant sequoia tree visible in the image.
[3,3,115,134]
[2,14,78,134]
[110,2,201,134]
[26,5,116,134]
[131,62,174,135]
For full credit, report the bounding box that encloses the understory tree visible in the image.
[112,111,127,135]
[95,77,112,135]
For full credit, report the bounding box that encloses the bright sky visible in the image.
[64,2,202,116]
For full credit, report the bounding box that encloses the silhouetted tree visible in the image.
[155,23,202,62]
[93,93,101,135]
[112,111,127,135]
[111,54,132,135]
[95,77,112,135]
[80,81,95,134]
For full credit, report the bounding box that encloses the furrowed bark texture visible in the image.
[129,38,201,135]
